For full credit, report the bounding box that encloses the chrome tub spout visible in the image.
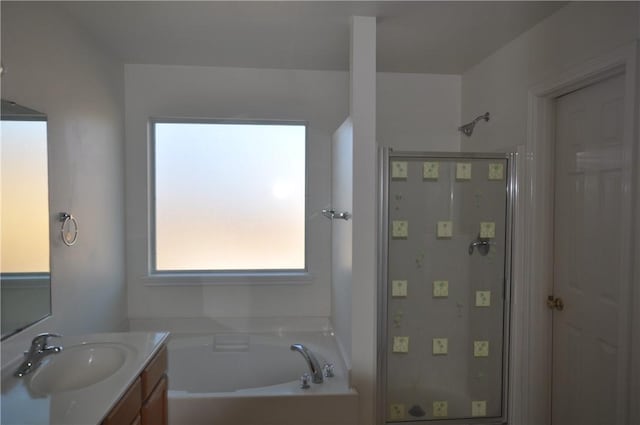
[290,343,323,384]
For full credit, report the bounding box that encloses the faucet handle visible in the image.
[31,333,62,350]
[323,362,335,378]
[300,373,311,389]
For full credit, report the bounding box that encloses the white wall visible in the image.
[350,16,378,425]
[378,72,461,152]
[461,2,639,153]
[461,2,640,424]
[124,64,349,322]
[1,2,126,363]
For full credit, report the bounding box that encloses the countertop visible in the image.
[1,331,169,425]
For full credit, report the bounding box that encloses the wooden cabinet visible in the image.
[102,345,168,425]
[141,346,168,425]
[103,379,142,425]
[141,375,168,425]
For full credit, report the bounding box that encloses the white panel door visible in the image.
[552,73,630,425]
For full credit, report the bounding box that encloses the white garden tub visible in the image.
[167,332,358,425]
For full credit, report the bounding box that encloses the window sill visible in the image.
[143,271,313,286]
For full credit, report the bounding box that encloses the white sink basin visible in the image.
[27,343,130,394]
[1,332,168,425]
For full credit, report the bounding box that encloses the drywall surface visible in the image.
[461,2,640,424]
[378,72,461,152]
[1,2,126,363]
[331,117,354,369]
[461,1,639,152]
[124,64,349,321]
[350,16,377,425]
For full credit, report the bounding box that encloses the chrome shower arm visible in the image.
[459,112,490,137]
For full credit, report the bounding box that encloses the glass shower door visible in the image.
[379,151,514,424]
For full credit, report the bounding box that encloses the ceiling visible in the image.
[59,1,566,74]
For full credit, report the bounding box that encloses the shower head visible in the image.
[459,122,477,137]
[458,112,490,137]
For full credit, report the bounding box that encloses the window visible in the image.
[151,120,306,275]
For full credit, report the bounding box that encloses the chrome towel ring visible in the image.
[59,212,78,246]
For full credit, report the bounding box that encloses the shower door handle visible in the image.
[468,235,491,256]
[547,295,564,311]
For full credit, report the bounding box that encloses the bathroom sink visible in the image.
[27,343,130,394]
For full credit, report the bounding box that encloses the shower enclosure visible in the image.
[378,150,515,424]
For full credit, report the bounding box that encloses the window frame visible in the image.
[147,117,311,284]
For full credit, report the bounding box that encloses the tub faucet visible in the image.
[14,333,63,377]
[290,343,323,384]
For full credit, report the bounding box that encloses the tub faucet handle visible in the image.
[300,373,311,389]
[323,363,335,378]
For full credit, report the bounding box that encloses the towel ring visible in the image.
[59,213,78,246]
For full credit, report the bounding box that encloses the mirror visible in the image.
[1,99,51,340]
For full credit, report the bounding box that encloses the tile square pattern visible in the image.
[488,163,504,180]
[472,401,487,417]
[393,336,410,353]
[433,401,448,417]
[392,161,408,179]
[475,290,491,307]
[433,280,449,297]
[392,280,408,297]
[432,338,448,355]
[474,340,490,357]
[392,220,408,238]
[437,221,453,238]
[389,404,405,420]
[456,162,472,180]
[423,161,439,179]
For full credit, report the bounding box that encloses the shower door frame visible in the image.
[377,149,516,425]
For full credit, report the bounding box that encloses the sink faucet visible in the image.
[14,333,63,377]
[290,343,323,384]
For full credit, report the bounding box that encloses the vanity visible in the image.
[1,332,169,425]
[102,339,168,425]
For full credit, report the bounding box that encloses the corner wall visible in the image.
[461,2,640,424]
[350,16,378,425]
[1,2,126,362]
[461,2,639,153]
[124,64,349,323]
[378,72,461,151]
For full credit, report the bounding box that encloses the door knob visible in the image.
[547,295,564,311]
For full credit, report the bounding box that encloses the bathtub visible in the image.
[167,332,359,425]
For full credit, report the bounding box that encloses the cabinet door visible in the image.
[103,378,142,425]
[141,375,168,425]
[142,346,168,400]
